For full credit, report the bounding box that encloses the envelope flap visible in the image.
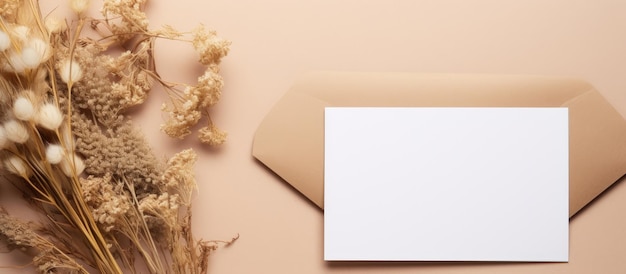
[566,90,626,214]
[253,91,329,208]
[253,72,626,217]
[293,72,593,107]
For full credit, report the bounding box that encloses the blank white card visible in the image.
[324,107,568,262]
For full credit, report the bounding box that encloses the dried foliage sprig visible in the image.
[0,0,233,273]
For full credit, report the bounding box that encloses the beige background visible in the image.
[4,0,626,273]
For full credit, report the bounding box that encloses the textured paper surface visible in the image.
[324,107,569,262]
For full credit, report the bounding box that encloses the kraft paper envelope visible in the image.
[252,72,626,217]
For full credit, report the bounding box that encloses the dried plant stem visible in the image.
[4,130,122,272]
[56,13,122,273]
[0,0,232,272]
[121,179,166,273]
[30,176,121,273]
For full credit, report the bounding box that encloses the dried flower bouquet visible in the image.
[0,0,232,273]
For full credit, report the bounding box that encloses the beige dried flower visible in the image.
[68,41,154,126]
[44,17,67,33]
[1,209,88,272]
[138,193,180,229]
[0,31,10,51]
[81,175,132,232]
[161,106,201,139]
[13,96,36,121]
[70,0,90,14]
[71,46,124,126]
[192,25,230,66]
[33,249,87,274]
[11,25,30,42]
[4,50,27,73]
[71,112,163,189]
[58,59,84,84]
[25,37,53,64]
[36,103,64,130]
[196,67,223,107]
[198,124,227,146]
[162,149,197,203]
[60,153,86,176]
[33,251,64,274]
[4,119,29,143]
[160,67,226,142]
[21,47,41,68]
[0,208,37,250]
[4,155,31,178]
[0,0,21,22]
[45,144,65,164]
[101,0,149,42]
[20,38,51,69]
[162,149,196,186]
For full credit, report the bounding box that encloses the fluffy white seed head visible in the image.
[36,103,63,130]
[45,17,67,33]
[11,26,30,42]
[58,59,83,84]
[5,156,30,177]
[70,0,90,14]
[4,120,29,143]
[26,38,52,65]
[21,47,41,69]
[46,144,65,164]
[13,96,35,121]
[61,154,85,176]
[20,38,52,69]
[5,51,26,73]
[0,31,10,51]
